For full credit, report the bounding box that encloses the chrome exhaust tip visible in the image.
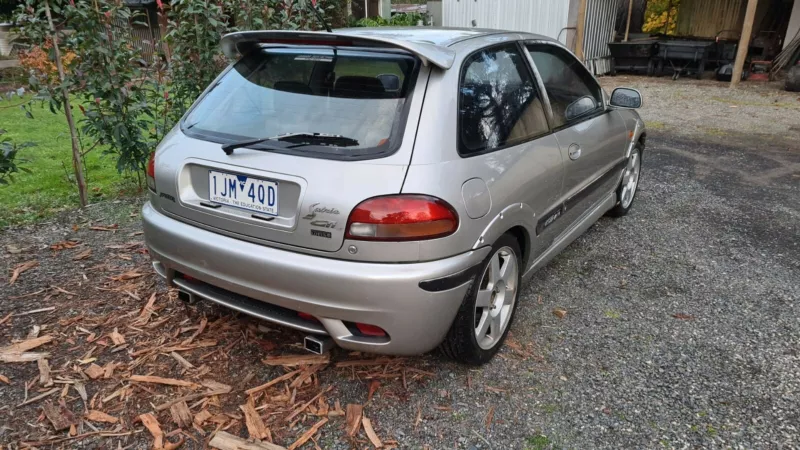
[303,335,334,355]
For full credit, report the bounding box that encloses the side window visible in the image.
[458,44,549,156]
[526,45,603,128]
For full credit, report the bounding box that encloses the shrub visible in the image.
[355,12,428,27]
[0,128,34,185]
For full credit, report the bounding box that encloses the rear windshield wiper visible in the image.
[222,132,359,155]
[274,132,359,148]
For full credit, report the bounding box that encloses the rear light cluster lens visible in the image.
[146,152,156,192]
[345,195,459,241]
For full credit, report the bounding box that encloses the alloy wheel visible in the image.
[620,148,641,208]
[474,246,518,350]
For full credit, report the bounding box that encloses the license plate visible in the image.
[208,170,278,216]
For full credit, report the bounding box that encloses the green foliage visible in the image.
[0,128,34,184]
[64,0,162,175]
[355,12,428,27]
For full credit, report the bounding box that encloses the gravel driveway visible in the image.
[1,78,798,449]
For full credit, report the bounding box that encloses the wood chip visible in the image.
[9,260,38,285]
[240,402,270,440]
[109,328,125,345]
[170,351,195,370]
[154,387,231,412]
[0,335,53,362]
[84,363,105,380]
[72,248,92,260]
[38,359,53,387]
[193,409,212,426]
[42,400,77,431]
[288,418,328,450]
[245,369,302,395]
[200,379,232,393]
[182,317,207,346]
[485,405,495,430]
[209,431,287,450]
[102,362,119,379]
[345,404,363,437]
[285,386,332,423]
[262,354,330,367]
[362,417,383,448]
[130,375,200,388]
[0,313,11,325]
[552,308,567,319]
[289,364,325,388]
[139,413,164,449]
[18,387,59,406]
[170,401,193,428]
[85,410,119,424]
[17,306,56,316]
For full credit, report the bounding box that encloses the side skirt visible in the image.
[522,191,616,281]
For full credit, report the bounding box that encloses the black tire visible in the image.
[786,66,800,92]
[440,234,522,365]
[609,58,617,76]
[608,143,643,218]
[647,59,656,77]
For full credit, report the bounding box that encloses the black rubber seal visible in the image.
[419,263,481,292]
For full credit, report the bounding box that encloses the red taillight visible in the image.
[355,323,387,337]
[345,195,458,241]
[146,152,156,191]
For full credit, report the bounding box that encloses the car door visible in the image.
[454,42,565,261]
[525,43,628,234]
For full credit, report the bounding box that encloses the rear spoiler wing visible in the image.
[220,30,455,69]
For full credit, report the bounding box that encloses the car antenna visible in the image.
[308,0,332,33]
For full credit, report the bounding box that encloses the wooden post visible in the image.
[575,0,588,59]
[731,0,759,88]
[624,0,634,41]
[43,0,88,207]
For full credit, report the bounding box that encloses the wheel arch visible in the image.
[471,203,536,271]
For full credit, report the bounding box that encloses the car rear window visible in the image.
[181,48,419,160]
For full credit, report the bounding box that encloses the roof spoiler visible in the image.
[220,30,455,69]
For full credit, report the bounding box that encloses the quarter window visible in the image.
[458,44,549,156]
[526,45,603,128]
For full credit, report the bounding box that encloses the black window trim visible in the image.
[456,41,554,159]
[523,40,609,133]
[179,47,423,162]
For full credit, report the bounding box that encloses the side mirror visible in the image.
[564,95,597,121]
[609,87,642,109]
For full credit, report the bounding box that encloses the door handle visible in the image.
[568,143,582,160]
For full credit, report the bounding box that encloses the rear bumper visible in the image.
[142,202,489,355]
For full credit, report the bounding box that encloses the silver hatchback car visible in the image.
[143,27,645,365]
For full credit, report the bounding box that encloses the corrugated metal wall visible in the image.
[442,0,571,44]
[676,0,746,38]
[583,0,620,75]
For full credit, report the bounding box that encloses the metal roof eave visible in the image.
[220,30,455,69]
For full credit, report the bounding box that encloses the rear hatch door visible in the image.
[155,46,427,253]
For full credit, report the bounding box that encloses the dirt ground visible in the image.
[1,77,799,449]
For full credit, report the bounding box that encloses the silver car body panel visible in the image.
[145,28,645,355]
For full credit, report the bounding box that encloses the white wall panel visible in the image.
[443,0,572,44]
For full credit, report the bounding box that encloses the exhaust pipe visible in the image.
[177,290,196,304]
[304,335,334,355]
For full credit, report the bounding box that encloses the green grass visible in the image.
[525,434,553,450]
[0,95,140,226]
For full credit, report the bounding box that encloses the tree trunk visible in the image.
[44,0,88,207]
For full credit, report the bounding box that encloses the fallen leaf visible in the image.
[85,409,119,424]
[72,248,92,261]
[50,240,80,251]
[0,374,9,384]
[89,224,118,231]
[672,313,695,320]
[367,379,380,402]
[485,405,495,430]
[362,417,383,448]
[552,308,567,319]
[9,260,38,285]
[139,413,164,449]
[345,404,363,437]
